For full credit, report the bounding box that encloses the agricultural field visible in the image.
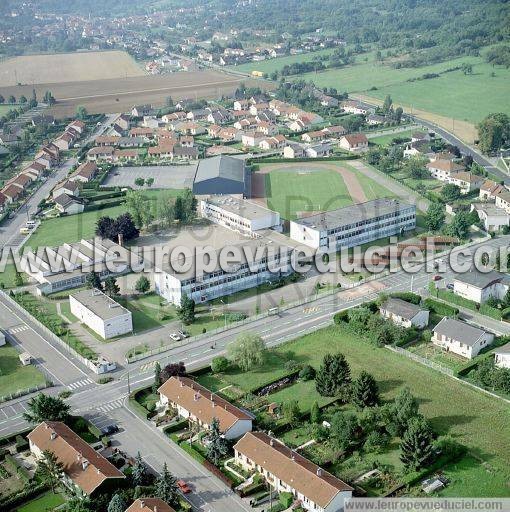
[0,70,270,118]
[0,51,144,87]
[197,325,510,496]
[0,344,46,399]
[253,161,397,220]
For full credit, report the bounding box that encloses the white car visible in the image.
[169,333,181,341]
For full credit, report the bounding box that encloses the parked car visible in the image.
[177,330,189,338]
[177,479,192,494]
[432,275,442,281]
[101,424,119,435]
[169,333,181,341]
[446,283,454,290]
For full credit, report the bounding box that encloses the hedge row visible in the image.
[423,298,459,317]
[84,198,125,212]
[162,419,189,434]
[0,484,48,509]
[435,289,502,319]
[128,391,150,419]
[389,292,422,305]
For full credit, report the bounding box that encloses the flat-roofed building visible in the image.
[234,431,353,512]
[200,195,280,236]
[158,376,253,440]
[471,203,510,233]
[192,155,248,196]
[70,288,132,339]
[28,421,125,497]
[290,198,416,251]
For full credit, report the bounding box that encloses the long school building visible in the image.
[289,198,416,252]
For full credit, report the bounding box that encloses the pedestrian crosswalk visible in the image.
[95,398,124,414]
[9,325,29,334]
[67,378,94,390]
[140,361,156,372]
[303,306,320,314]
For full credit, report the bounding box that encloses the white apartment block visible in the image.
[200,195,280,236]
[234,432,353,512]
[154,239,294,305]
[290,199,416,252]
[432,317,493,359]
[70,288,132,339]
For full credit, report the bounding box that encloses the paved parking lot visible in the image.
[101,165,197,190]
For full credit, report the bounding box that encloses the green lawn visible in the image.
[294,51,510,124]
[118,293,178,332]
[199,324,510,493]
[27,203,127,248]
[369,129,418,146]
[16,491,65,512]
[0,344,46,399]
[0,262,28,288]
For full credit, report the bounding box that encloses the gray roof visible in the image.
[381,298,425,320]
[54,193,82,208]
[433,318,489,347]
[70,288,131,321]
[203,195,278,222]
[454,270,510,290]
[495,342,510,355]
[194,155,245,184]
[293,198,415,231]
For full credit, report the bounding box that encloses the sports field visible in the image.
[0,50,144,86]
[253,161,396,220]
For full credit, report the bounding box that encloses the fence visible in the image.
[0,383,50,404]
[0,290,100,374]
[386,345,454,376]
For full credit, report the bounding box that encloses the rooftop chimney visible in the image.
[82,459,89,471]
[194,393,199,401]
[270,439,274,447]
[50,431,57,440]
[140,501,144,509]
[316,468,322,476]
[118,233,124,247]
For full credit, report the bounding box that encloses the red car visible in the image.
[432,275,442,281]
[177,479,192,494]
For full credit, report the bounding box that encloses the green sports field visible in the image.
[260,162,395,220]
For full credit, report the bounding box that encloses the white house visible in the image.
[426,160,465,182]
[471,203,510,232]
[53,180,80,199]
[69,288,133,339]
[494,342,510,369]
[432,317,494,359]
[54,194,85,215]
[283,142,305,159]
[339,133,368,152]
[305,142,331,158]
[157,376,253,440]
[380,298,429,329]
[200,196,280,235]
[234,432,353,512]
[453,270,510,304]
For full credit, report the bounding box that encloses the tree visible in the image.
[282,400,300,426]
[107,494,126,512]
[65,497,93,512]
[14,271,24,287]
[76,105,88,120]
[400,416,435,470]
[154,193,175,227]
[425,202,445,232]
[177,294,195,325]
[36,450,64,493]
[152,361,161,393]
[103,276,120,298]
[8,95,16,104]
[477,113,510,154]
[310,401,321,424]
[446,210,471,239]
[146,177,154,187]
[206,417,229,465]
[0,95,4,104]
[174,196,184,222]
[392,387,419,435]
[299,364,316,381]
[461,62,473,75]
[211,356,229,373]
[85,271,103,291]
[19,95,27,104]
[135,275,150,294]
[404,156,428,179]
[160,361,186,382]
[125,190,150,229]
[382,94,393,113]
[131,452,148,486]
[134,177,145,187]
[24,393,70,423]
[227,332,266,371]
[330,412,358,452]
[351,371,379,408]
[347,305,372,333]
[441,183,461,202]
[155,462,179,505]
[165,96,174,107]
[114,213,139,241]
[95,216,115,239]
[315,353,351,397]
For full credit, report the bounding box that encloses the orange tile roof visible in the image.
[125,498,176,512]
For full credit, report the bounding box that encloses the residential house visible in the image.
[66,120,86,135]
[54,194,85,215]
[131,105,153,117]
[87,146,115,162]
[283,142,306,159]
[495,189,510,214]
[471,203,510,232]
[380,298,429,329]
[148,141,175,159]
[403,140,430,158]
[23,161,46,179]
[234,432,353,512]
[448,172,484,194]
[494,342,510,369]
[322,125,347,137]
[115,114,130,131]
[207,124,222,138]
[113,149,138,162]
[1,184,22,204]
[479,180,506,202]
[432,317,494,359]
[31,114,55,127]
[233,99,250,111]
[259,135,286,150]
[53,180,80,199]
[9,174,31,191]
[426,160,465,182]
[411,132,431,143]
[125,499,175,512]
[305,142,331,158]
[339,133,369,152]
[366,113,387,126]
[218,127,241,142]
[186,109,209,122]
[256,121,278,136]
[129,127,155,140]
[173,145,199,160]
[287,119,308,132]
[302,130,325,143]
[70,162,99,184]
[95,135,121,147]
[453,270,510,304]
[242,131,265,148]
[28,421,125,497]
[341,100,373,115]
[157,376,253,440]
[178,122,205,136]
